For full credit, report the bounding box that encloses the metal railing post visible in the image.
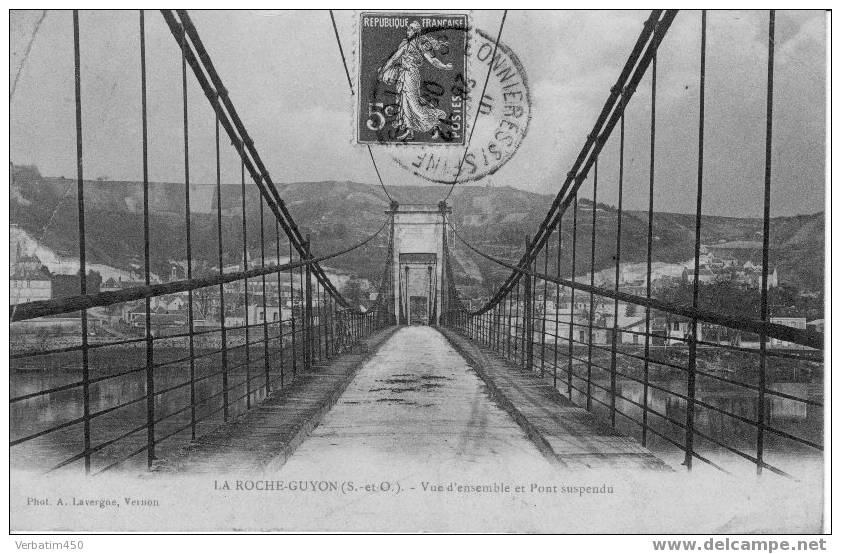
[179,19,197,441]
[241,154,252,405]
[524,235,535,372]
[540,246,549,377]
[506,284,514,360]
[260,197,270,399]
[756,9,776,476]
[315,279,322,361]
[642,50,658,446]
[72,10,91,473]
[304,234,313,371]
[289,240,297,376]
[325,292,333,359]
[568,194,578,399]
[275,220,285,388]
[685,10,707,470]
[553,219,561,391]
[609,97,626,429]
[587,159,598,412]
[215,100,229,423]
[139,10,154,468]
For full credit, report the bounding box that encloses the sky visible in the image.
[9,9,827,218]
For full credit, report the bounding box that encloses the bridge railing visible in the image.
[10,263,388,475]
[444,258,822,478]
[443,10,824,479]
[9,10,394,474]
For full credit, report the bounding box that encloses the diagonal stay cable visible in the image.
[443,9,507,203]
[328,10,394,205]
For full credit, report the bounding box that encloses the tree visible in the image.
[192,287,215,321]
[625,303,638,317]
[191,260,217,320]
[342,278,366,308]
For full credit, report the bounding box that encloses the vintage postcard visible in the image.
[7,8,830,538]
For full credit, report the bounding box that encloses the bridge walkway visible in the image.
[440,328,671,470]
[279,326,555,476]
[155,327,400,473]
[158,326,667,474]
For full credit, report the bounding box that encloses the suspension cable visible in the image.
[162,10,353,307]
[11,218,390,322]
[480,10,676,311]
[445,221,822,350]
[366,144,394,204]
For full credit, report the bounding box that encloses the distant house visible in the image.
[654,316,707,346]
[707,257,735,269]
[682,267,717,285]
[620,318,648,345]
[249,301,291,325]
[10,253,52,304]
[102,277,121,292]
[151,294,186,312]
[536,312,591,345]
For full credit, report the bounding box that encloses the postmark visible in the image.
[357,13,469,145]
[390,27,531,184]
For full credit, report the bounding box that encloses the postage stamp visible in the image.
[357,12,469,145]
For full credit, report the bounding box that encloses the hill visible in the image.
[10,165,824,294]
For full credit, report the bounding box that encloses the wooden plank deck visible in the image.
[439,328,672,471]
[154,327,399,473]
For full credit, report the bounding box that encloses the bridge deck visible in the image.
[159,325,667,474]
[440,328,671,471]
[155,327,400,473]
[279,326,555,476]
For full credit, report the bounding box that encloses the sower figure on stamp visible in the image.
[377,20,452,141]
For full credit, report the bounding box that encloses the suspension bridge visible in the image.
[9,9,823,481]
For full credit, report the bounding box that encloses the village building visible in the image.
[10,250,52,304]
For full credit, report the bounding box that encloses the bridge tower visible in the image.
[387,201,451,326]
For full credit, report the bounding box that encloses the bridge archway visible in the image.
[389,202,451,325]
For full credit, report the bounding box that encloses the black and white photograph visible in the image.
[6,7,832,539]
